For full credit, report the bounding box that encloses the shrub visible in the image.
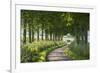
[64,41,90,60]
[21,40,65,62]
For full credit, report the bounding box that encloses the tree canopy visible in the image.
[21,10,89,44]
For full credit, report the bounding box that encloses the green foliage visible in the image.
[64,42,89,60]
[21,41,65,62]
[21,10,90,62]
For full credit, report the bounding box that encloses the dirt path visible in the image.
[47,46,70,61]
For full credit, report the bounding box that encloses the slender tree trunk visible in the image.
[54,33,57,41]
[76,34,80,44]
[31,22,34,42]
[37,28,39,41]
[41,24,44,40]
[53,33,55,41]
[29,23,32,43]
[45,30,47,40]
[56,33,58,41]
[50,31,52,40]
[85,31,88,44]
[23,19,27,44]
[32,30,34,42]
[45,29,48,40]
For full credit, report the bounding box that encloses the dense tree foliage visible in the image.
[21,10,89,45]
[21,10,90,62]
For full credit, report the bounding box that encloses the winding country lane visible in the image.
[47,46,70,61]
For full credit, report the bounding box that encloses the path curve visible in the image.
[47,46,70,61]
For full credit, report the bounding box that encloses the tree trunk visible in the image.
[32,30,34,42]
[54,33,57,41]
[85,31,88,44]
[50,31,52,40]
[23,19,27,44]
[45,29,48,40]
[29,23,32,43]
[32,22,34,42]
[37,28,39,41]
[76,34,80,44]
[53,33,55,41]
[41,24,44,40]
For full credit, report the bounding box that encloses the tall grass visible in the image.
[64,41,89,60]
[21,40,65,62]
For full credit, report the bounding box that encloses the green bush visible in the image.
[21,40,65,63]
[64,42,90,60]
